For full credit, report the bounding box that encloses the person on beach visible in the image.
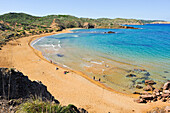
[93,76,95,80]
[64,71,69,74]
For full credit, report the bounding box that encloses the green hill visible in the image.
[0,12,165,46]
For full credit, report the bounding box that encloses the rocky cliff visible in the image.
[0,68,87,113]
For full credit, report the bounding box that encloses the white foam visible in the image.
[51,44,59,51]
[73,35,79,37]
[31,37,45,46]
[90,61,102,65]
[58,41,61,48]
[82,58,91,61]
[83,64,92,68]
[63,65,70,69]
[39,44,52,47]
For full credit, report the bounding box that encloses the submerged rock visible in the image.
[136,85,143,89]
[164,71,169,73]
[56,54,64,57]
[145,80,155,85]
[126,74,136,77]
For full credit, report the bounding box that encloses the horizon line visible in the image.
[0,11,168,21]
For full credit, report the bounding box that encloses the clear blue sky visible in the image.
[0,0,170,21]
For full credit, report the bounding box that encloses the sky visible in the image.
[0,0,170,21]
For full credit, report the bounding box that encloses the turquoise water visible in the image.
[32,24,170,93]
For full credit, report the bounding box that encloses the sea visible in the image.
[32,24,170,94]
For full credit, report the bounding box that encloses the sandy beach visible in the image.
[0,28,168,113]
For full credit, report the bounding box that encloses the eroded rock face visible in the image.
[0,68,88,113]
[0,68,59,103]
[162,82,170,90]
[134,81,170,104]
[83,22,95,29]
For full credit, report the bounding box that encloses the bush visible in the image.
[16,99,80,113]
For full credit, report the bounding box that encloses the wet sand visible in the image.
[0,28,168,113]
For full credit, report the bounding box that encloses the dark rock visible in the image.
[153,98,157,102]
[143,85,154,91]
[164,71,169,73]
[145,80,156,85]
[162,82,170,90]
[161,98,167,102]
[137,82,142,84]
[120,26,139,29]
[140,91,150,95]
[157,96,162,100]
[56,54,64,57]
[133,91,140,94]
[140,95,154,100]
[107,31,115,34]
[0,68,88,113]
[136,85,143,89]
[134,99,147,103]
[126,74,136,77]
[144,72,150,76]
[0,68,59,103]
[79,108,88,113]
[162,93,169,98]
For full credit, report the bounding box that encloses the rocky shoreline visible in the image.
[134,80,169,103]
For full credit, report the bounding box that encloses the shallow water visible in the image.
[32,24,170,94]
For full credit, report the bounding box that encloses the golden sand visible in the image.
[0,28,168,113]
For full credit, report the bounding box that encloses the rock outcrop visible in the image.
[134,81,170,103]
[83,22,95,29]
[0,68,58,103]
[0,68,88,113]
[104,31,116,34]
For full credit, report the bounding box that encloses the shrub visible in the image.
[16,99,80,113]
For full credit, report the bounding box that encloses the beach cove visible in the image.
[0,28,169,113]
[32,25,170,94]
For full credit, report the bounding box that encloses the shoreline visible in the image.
[29,28,134,96]
[0,28,168,113]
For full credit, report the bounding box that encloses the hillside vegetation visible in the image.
[0,12,164,45]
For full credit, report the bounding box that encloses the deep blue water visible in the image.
[32,24,170,93]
